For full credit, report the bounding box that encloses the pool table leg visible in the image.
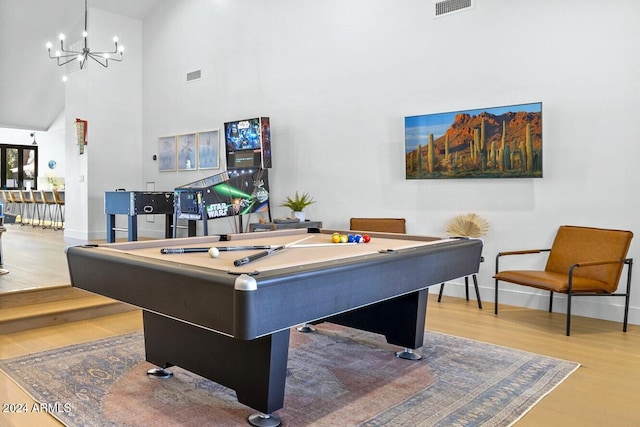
[322,289,428,359]
[142,311,289,424]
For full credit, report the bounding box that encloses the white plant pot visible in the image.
[292,211,305,222]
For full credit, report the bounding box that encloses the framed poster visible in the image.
[177,133,197,171]
[197,129,220,170]
[158,136,176,172]
[405,102,542,179]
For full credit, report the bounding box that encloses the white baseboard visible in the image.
[436,280,639,326]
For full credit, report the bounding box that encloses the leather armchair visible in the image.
[494,225,633,336]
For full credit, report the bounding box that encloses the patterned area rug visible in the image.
[0,325,578,426]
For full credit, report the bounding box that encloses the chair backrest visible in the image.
[31,189,44,203]
[545,225,633,292]
[42,190,55,204]
[349,218,406,234]
[53,189,64,204]
[21,190,33,203]
[11,190,22,202]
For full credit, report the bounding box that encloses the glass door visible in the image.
[0,144,38,189]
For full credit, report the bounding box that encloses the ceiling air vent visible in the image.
[434,0,474,18]
[186,69,202,83]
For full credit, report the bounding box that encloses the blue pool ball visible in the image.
[355,235,364,243]
[347,234,356,243]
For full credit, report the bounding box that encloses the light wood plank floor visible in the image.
[0,224,71,293]
[1,226,638,426]
[1,299,639,426]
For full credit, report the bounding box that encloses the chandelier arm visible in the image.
[50,49,83,58]
[57,56,82,67]
[47,0,123,72]
[91,46,121,55]
[87,53,109,68]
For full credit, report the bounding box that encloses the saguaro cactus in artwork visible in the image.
[498,121,506,171]
[504,142,511,170]
[479,118,488,171]
[525,123,533,172]
[428,134,435,173]
[490,140,496,169]
[473,129,479,163]
[445,134,450,159]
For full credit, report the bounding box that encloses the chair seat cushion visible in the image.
[494,270,611,293]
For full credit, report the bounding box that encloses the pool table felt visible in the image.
[98,230,454,275]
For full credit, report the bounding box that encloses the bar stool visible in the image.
[42,190,57,229]
[30,189,45,227]
[52,188,65,229]
[10,190,24,225]
[20,190,35,225]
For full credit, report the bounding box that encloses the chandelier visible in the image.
[46,0,124,71]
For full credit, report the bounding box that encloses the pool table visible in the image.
[66,228,482,426]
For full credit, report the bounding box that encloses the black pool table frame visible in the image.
[66,230,482,426]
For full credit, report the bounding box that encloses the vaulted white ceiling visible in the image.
[0,0,159,131]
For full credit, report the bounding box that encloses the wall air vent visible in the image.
[186,69,202,82]
[434,0,474,18]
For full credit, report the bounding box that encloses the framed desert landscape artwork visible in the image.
[405,102,542,179]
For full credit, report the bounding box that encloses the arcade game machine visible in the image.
[173,117,272,236]
[173,170,270,236]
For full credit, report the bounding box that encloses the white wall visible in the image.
[135,0,640,324]
[63,7,143,241]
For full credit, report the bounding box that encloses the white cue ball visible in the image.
[208,247,220,258]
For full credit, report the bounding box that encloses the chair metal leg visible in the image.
[623,259,633,332]
[438,277,481,309]
[464,276,470,301]
[566,292,572,336]
[494,279,499,315]
[549,291,554,312]
[472,274,482,309]
[42,204,51,228]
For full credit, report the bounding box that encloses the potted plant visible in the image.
[281,191,315,222]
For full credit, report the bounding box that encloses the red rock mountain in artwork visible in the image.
[434,111,542,154]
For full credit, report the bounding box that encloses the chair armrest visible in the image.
[495,249,550,273]
[571,258,629,269]
[567,258,633,292]
[497,248,550,257]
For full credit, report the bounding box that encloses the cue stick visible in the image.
[233,236,314,266]
[160,245,271,254]
[281,242,358,248]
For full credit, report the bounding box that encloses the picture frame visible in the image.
[177,133,197,171]
[405,102,542,179]
[197,129,220,170]
[158,136,176,172]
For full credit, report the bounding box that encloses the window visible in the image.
[0,144,39,190]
